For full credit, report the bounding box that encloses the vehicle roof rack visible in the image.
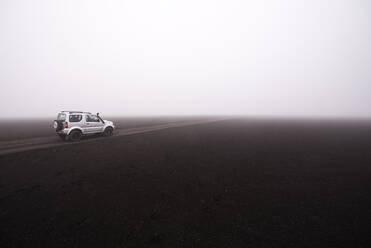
[61,111,91,114]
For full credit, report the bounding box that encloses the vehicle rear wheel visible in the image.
[103,127,113,137]
[69,130,82,141]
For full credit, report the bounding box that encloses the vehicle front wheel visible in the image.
[103,127,113,137]
[68,130,82,142]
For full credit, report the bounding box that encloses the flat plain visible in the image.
[0,117,371,247]
[0,117,191,141]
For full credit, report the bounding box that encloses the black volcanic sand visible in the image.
[0,117,192,141]
[1,118,371,247]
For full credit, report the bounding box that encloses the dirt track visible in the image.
[1,118,371,247]
[0,118,226,156]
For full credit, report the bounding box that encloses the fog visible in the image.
[0,0,370,118]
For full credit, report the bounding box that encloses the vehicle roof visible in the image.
[60,111,92,114]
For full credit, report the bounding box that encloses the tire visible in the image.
[68,130,82,142]
[54,120,63,131]
[103,127,113,137]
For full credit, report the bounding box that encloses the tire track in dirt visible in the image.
[0,118,228,156]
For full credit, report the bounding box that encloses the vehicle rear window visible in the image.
[57,113,66,121]
[69,115,82,122]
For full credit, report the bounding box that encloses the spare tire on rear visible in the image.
[54,120,63,131]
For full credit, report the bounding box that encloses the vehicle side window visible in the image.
[86,115,100,122]
[69,115,82,122]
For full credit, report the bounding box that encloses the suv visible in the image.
[53,111,115,141]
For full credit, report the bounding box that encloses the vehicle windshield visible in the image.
[57,113,66,121]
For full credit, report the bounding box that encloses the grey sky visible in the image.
[1,0,370,118]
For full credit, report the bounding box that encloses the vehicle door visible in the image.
[85,114,104,133]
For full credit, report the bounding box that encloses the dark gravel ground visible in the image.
[0,118,371,247]
[0,116,192,141]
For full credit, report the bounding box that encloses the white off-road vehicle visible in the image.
[54,111,115,141]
